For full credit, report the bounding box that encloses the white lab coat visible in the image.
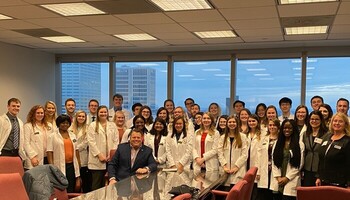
[218,133,248,185]
[69,127,89,167]
[165,133,193,170]
[87,121,119,170]
[192,129,220,172]
[257,135,276,189]
[0,114,26,159]
[144,133,167,167]
[247,133,260,183]
[23,123,48,169]
[47,130,80,177]
[271,141,305,197]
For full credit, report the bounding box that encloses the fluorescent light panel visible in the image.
[279,0,338,4]
[149,0,212,11]
[285,26,328,35]
[114,33,157,41]
[41,36,85,43]
[0,14,12,20]
[41,3,105,16]
[194,31,236,38]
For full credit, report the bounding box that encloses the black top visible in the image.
[317,133,350,186]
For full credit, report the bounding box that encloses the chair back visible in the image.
[0,173,29,200]
[173,193,192,200]
[242,167,258,200]
[0,156,24,177]
[297,186,350,200]
[226,179,248,200]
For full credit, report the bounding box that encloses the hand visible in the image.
[98,153,107,162]
[195,158,204,166]
[315,178,321,186]
[256,175,260,181]
[31,157,39,167]
[75,177,81,192]
[277,177,289,186]
[223,165,230,174]
[136,168,148,174]
[109,179,117,185]
[229,166,239,174]
[177,163,184,173]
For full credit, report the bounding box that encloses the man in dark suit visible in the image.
[108,129,157,184]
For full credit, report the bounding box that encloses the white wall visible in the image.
[0,42,55,120]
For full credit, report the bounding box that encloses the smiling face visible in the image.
[141,108,151,119]
[266,108,277,120]
[158,109,167,121]
[318,106,329,120]
[154,121,164,132]
[311,97,323,111]
[309,114,321,129]
[282,121,293,138]
[98,107,108,122]
[130,131,142,149]
[256,105,266,118]
[227,118,237,131]
[201,113,212,129]
[76,112,86,125]
[239,110,249,122]
[296,107,307,121]
[219,117,227,129]
[65,100,75,115]
[165,101,174,113]
[268,120,278,134]
[7,101,21,116]
[45,103,56,117]
[248,117,258,129]
[174,118,184,133]
[209,104,218,116]
[331,115,346,133]
[173,108,183,118]
[134,117,145,131]
[35,108,45,122]
[114,112,125,126]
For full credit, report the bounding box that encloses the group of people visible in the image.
[0,94,349,200]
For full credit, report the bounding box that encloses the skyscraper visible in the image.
[61,63,101,113]
[116,65,156,113]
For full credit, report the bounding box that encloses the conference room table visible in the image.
[71,169,228,200]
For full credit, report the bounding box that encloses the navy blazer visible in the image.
[108,142,157,181]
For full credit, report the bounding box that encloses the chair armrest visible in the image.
[211,189,229,197]
[67,193,81,199]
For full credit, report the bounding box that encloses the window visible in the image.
[306,57,350,112]
[115,62,167,115]
[236,59,301,114]
[174,61,231,114]
[61,63,109,113]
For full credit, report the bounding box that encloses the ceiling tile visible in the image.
[236,28,283,37]
[23,0,82,3]
[115,13,174,25]
[330,24,350,33]
[93,25,142,34]
[278,2,338,17]
[202,37,243,44]
[51,27,104,36]
[69,15,128,27]
[128,40,169,47]
[77,34,121,42]
[26,18,83,28]
[61,42,102,48]
[0,30,31,38]
[163,38,205,45]
[165,10,224,23]
[0,0,28,6]
[328,33,350,39]
[211,0,276,9]
[180,21,232,31]
[229,18,280,30]
[285,34,327,40]
[0,20,41,29]
[338,2,350,14]
[0,5,60,19]
[333,15,350,25]
[152,32,197,40]
[220,6,278,20]
[135,23,187,33]
[242,35,284,42]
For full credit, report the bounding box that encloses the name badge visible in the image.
[314,138,322,144]
[321,141,328,146]
[334,145,341,150]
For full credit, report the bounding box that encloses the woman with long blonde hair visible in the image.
[44,101,58,133]
[218,116,248,186]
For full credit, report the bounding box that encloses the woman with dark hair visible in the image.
[140,105,153,132]
[294,105,309,134]
[255,103,267,134]
[47,114,80,192]
[164,99,175,122]
[156,107,169,124]
[144,117,168,168]
[318,104,333,128]
[193,112,203,131]
[87,106,118,190]
[218,116,248,186]
[121,115,148,143]
[257,118,280,200]
[301,111,327,186]
[271,119,304,200]
[208,102,221,125]
[166,116,193,171]
[217,115,228,135]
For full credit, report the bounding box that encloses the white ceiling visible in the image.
[0,0,349,54]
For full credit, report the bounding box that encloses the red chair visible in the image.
[211,179,248,200]
[0,173,29,200]
[297,186,350,200]
[0,156,24,177]
[242,167,258,200]
[173,193,192,200]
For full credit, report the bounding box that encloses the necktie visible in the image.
[13,118,19,149]
[92,116,96,122]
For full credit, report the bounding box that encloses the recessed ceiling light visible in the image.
[194,31,236,38]
[149,0,212,11]
[285,26,328,35]
[0,14,13,20]
[41,3,105,16]
[279,0,338,5]
[41,36,85,43]
[114,33,157,41]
